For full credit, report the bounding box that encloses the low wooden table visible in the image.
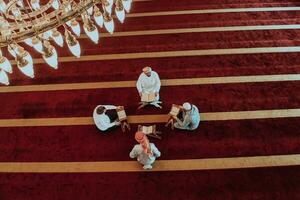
[165,104,182,130]
[138,92,162,109]
[138,125,162,139]
[138,100,162,109]
[116,106,130,132]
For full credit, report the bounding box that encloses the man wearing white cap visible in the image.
[174,102,200,131]
[136,66,161,107]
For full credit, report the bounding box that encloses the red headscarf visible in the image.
[135,131,153,156]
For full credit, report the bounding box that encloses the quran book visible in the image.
[116,106,127,121]
[170,106,180,116]
[142,126,153,134]
[141,93,156,102]
[117,110,127,121]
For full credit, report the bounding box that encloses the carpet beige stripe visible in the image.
[80,25,300,38]
[127,7,300,17]
[1,154,300,173]
[1,74,300,93]
[10,46,300,64]
[0,109,299,127]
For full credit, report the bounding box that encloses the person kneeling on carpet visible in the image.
[93,105,121,132]
[130,131,161,170]
[174,102,200,131]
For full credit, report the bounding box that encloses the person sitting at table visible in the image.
[174,102,200,131]
[136,66,161,107]
[93,105,121,131]
[129,131,161,170]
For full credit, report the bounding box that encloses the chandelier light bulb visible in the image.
[31,37,43,53]
[94,8,104,27]
[21,48,33,64]
[104,14,114,34]
[23,37,33,46]
[87,6,93,15]
[122,0,132,12]
[16,0,24,7]
[104,0,113,14]
[70,20,81,37]
[0,18,11,37]
[65,30,81,58]
[0,0,7,13]
[16,50,34,78]
[0,70,9,85]
[66,20,71,26]
[115,8,125,23]
[8,44,19,58]
[104,4,112,14]
[11,7,22,18]
[52,0,59,10]
[0,56,12,73]
[42,41,58,69]
[31,0,40,10]
[40,30,52,40]
[51,29,64,47]
[43,48,58,69]
[62,0,72,13]
[84,20,99,44]
[68,42,81,58]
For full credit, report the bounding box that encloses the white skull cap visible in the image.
[183,102,192,110]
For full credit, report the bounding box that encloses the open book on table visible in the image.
[116,106,127,121]
[141,93,156,102]
[169,104,181,117]
[141,126,154,134]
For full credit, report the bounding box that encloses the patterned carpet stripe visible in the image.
[79,25,300,39]
[0,109,299,127]
[0,154,300,173]
[0,74,299,93]
[8,46,300,64]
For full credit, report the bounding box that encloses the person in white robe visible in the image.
[93,105,121,132]
[174,102,200,131]
[136,66,161,107]
[130,131,161,170]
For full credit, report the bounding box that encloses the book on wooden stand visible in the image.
[141,92,156,102]
[138,125,162,139]
[116,106,130,132]
[165,104,182,130]
[142,126,154,134]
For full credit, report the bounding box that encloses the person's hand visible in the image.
[173,116,179,121]
[117,106,123,109]
[115,121,121,126]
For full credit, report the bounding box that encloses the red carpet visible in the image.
[1,166,300,200]
[1,0,300,199]
[0,118,300,162]
[0,82,299,118]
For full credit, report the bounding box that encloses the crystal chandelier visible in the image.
[0,0,132,85]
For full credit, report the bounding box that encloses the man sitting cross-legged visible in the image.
[173,102,200,131]
[93,105,121,132]
[136,66,162,108]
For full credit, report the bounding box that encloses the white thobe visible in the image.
[136,71,161,100]
[129,143,161,168]
[174,105,200,130]
[93,105,117,131]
